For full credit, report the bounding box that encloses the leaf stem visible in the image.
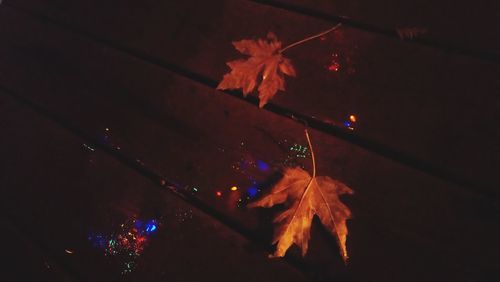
[304,129,348,263]
[279,23,342,54]
[304,129,316,178]
[278,129,315,256]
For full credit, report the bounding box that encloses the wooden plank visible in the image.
[0,93,307,281]
[1,8,499,281]
[0,221,75,281]
[5,0,500,193]
[0,96,76,281]
[250,0,500,58]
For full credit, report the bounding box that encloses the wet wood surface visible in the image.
[7,0,500,193]
[0,93,307,282]
[251,0,500,58]
[0,1,499,281]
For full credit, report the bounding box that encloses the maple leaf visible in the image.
[249,130,353,261]
[217,32,296,108]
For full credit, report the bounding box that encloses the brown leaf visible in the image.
[217,32,296,108]
[249,167,353,260]
[396,27,427,40]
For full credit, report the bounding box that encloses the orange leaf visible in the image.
[249,167,353,260]
[217,32,296,108]
[249,130,353,261]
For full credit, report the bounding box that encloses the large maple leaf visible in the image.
[249,130,353,261]
[217,32,296,108]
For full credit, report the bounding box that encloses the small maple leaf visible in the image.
[249,130,353,261]
[217,32,296,108]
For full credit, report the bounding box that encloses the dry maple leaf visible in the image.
[396,27,427,40]
[249,130,353,261]
[217,32,296,108]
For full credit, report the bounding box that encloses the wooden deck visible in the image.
[0,1,499,281]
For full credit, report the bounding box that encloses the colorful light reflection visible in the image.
[88,218,159,275]
[247,186,259,198]
[344,114,357,130]
[256,160,270,171]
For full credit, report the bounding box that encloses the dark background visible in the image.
[0,0,499,281]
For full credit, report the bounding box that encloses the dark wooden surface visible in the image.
[8,0,500,193]
[0,93,307,282]
[252,0,500,58]
[0,1,499,281]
